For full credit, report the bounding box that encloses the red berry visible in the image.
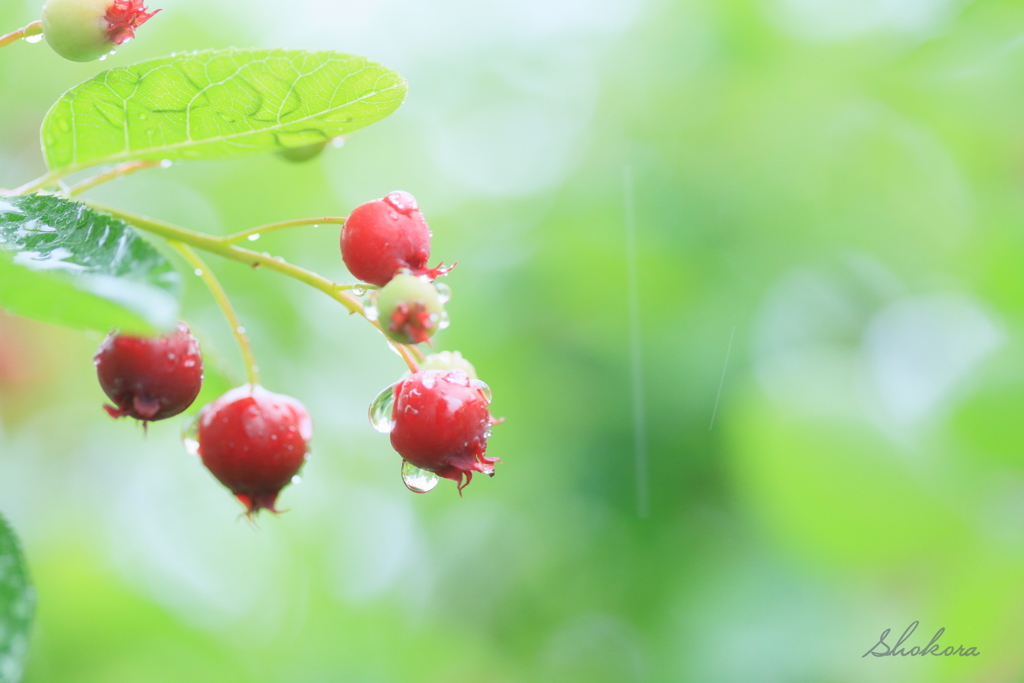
[194,385,312,515]
[94,322,202,422]
[340,191,452,287]
[387,369,500,492]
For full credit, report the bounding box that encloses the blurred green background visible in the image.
[3,0,1024,680]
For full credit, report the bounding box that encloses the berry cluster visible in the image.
[93,191,500,515]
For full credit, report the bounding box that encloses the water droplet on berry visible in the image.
[194,268,203,276]
[438,310,451,330]
[384,191,419,214]
[183,359,197,368]
[401,460,439,493]
[181,416,200,456]
[368,383,397,433]
[471,379,492,402]
[247,233,260,241]
[434,282,451,304]
[24,34,43,43]
[388,210,399,220]
[420,372,437,390]
[365,292,379,321]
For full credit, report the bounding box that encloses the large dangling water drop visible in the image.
[401,461,439,493]
[437,310,451,330]
[181,416,200,456]
[24,34,43,43]
[352,285,367,297]
[368,383,397,433]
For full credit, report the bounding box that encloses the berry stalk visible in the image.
[0,21,42,48]
[86,201,423,374]
[68,160,164,196]
[223,216,347,245]
[168,241,260,387]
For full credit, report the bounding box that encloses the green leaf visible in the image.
[0,195,180,333]
[0,513,34,683]
[41,49,407,173]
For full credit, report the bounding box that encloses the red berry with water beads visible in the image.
[42,0,161,62]
[194,385,312,515]
[340,191,451,287]
[94,321,202,423]
[385,369,499,492]
[374,274,446,345]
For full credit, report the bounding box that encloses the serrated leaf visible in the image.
[0,195,180,333]
[0,513,34,683]
[41,48,407,173]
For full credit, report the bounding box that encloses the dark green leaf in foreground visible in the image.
[41,48,407,173]
[0,194,180,333]
[0,513,34,683]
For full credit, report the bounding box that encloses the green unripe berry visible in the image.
[375,274,446,345]
[42,0,159,62]
[420,351,477,379]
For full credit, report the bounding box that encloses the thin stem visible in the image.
[0,20,42,48]
[168,242,260,387]
[69,160,163,196]
[10,170,65,195]
[223,216,346,244]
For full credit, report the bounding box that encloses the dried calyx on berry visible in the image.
[191,385,312,516]
[341,191,453,287]
[42,0,160,62]
[382,369,500,493]
[373,273,447,345]
[94,322,203,423]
